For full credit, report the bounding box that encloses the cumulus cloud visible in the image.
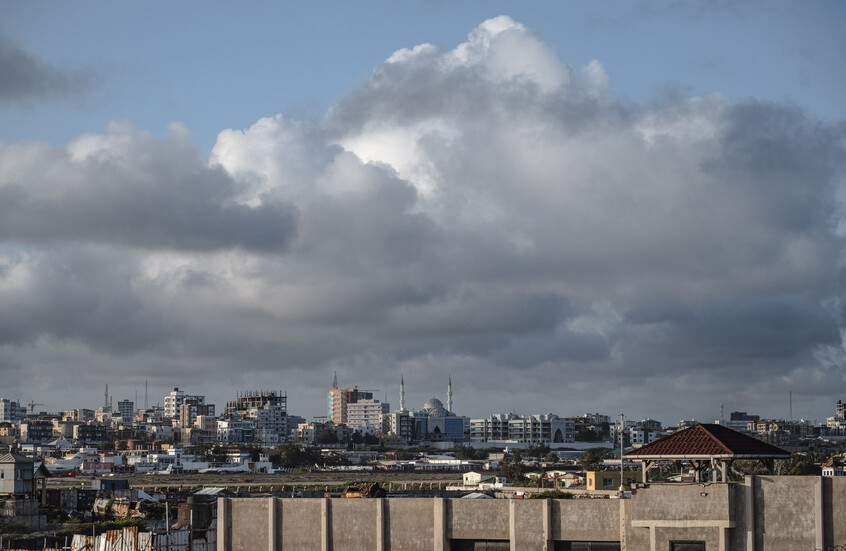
[2,16,844,421]
[0,35,95,105]
[0,121,298,251]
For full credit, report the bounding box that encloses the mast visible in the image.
[447,375,453,413]
[400,376,405,412]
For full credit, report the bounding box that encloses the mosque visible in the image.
[384,376,469,442]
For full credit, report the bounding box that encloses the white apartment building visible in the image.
[224,391,287,445]
[384,411,414,441]
[470,413,514,441]
[346,399,389,433]
[291,422,318,444]
[217,419,255,443]
[471,413,574,444]
[164,388,207,419]
[0,398,26,423]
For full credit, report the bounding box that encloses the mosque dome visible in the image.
[423,397,449,417]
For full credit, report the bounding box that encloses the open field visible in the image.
[44,470,467,491]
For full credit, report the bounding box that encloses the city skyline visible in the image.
[4,378,837,428]
[1,2,844,424]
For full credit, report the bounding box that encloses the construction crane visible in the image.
[27,401,43,415]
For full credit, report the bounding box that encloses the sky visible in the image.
[1,1,844,426]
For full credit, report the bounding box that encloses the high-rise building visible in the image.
[225,390,287,445]
[715,411,759,432]
[327,387,373,425]
[0,398,26,423]
[179,399,215,429]
[346,399,389,433]
[164,388,207,419]
[117,400,134,420]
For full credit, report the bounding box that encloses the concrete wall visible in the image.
[217,476,842,551]
[825,476,846,545]
[752,476,822,551]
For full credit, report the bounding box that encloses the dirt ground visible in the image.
[46,470,467,490]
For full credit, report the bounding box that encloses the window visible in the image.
[602,478,613,487]
[555,543,621,551]
[670,542,705,551]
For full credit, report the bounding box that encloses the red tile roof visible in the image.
[624,424,790,459]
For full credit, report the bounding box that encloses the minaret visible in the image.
[447,375,453,414]
[400,376,405,412]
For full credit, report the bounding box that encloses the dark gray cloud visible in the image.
[0,122,298,251]
[1,17,844,423]
[0,35,95,105]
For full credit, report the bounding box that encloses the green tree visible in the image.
[315,425,338,444]
[526,442,551,459]
[498,450,526,484]
[579,449,603,472]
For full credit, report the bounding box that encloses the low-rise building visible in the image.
[73,424,109,443]
[20,420,54,442]
[0,452,37,498]
[821,457,845,477]
[585,470,640,491]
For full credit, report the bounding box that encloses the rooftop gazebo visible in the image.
[624,423,791,483]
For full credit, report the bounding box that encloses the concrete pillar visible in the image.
[542,498,552,551]
[217,498,229,551]
[509,499,516,551]
[815,476,824,550]
[375,498,385,551]
[744,476,755,551]
[433,497,448,551]
[267,498,277,551]
[321,498,330,551]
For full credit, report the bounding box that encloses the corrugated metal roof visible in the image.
[624,423,790,458]
[194,487,227,495]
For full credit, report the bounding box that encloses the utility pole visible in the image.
[789,391,793,422]
[619,412,626,496]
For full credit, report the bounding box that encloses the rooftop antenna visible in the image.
[104,384,109,410]
[720,402,724,424]
[618,412,626,496]
[145,380,149,410]
[400,376,405,411]
[789,391,793,422]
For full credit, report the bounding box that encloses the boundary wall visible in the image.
[217,475,846,550]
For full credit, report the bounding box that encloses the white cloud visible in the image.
[1,17,844,422]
